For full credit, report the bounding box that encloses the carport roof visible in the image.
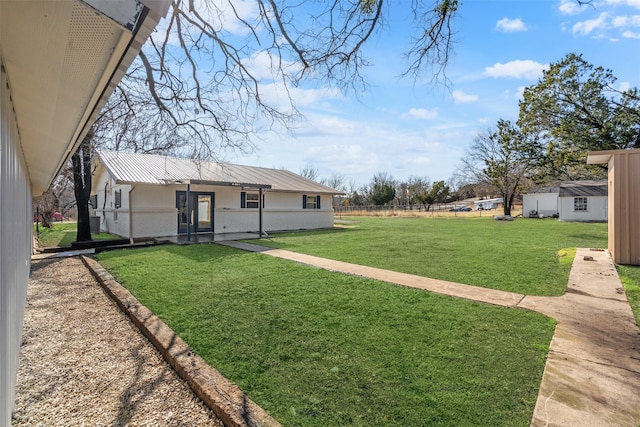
[96,150,346,194]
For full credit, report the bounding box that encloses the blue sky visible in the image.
[214,1,640,188]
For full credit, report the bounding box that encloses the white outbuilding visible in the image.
[92,150,344,241]
[522,180,608,221]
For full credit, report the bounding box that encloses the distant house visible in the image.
[522,180,608,221]
[92,150,345,241]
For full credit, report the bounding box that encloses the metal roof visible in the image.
[558,180,608,197]
[96,150,345,194]
[527,187,560,194]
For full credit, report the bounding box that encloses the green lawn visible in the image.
[618,265,640,326]
[91,217,636,425]
[35,221,120,247]
[97,244,555,426]
[252,216,608,296]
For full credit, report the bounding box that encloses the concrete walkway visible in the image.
[220,242,640,426]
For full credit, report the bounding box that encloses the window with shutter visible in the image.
[114,189,122,209]
[241,192,259,208]
[304,195,319,209]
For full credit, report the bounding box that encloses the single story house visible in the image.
[92,150,345,241]
[522,180,608,221]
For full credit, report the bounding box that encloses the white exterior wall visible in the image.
[129,184,176,238]
[93,168,178,239]
[93,168,131,238]
[558,196,608,222]
[215,189,334,233]
[93,175,335,237]
[1,60,33,426]
[522,193,559,218]
[263,192,334,231]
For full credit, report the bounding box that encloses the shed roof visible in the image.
[558,180,608,197]
[525,187,559,194]
[96,150,345,195]
[587,148,640,165]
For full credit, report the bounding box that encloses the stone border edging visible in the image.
[81,255,280,427]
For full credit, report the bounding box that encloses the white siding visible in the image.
[1,60,32,426]
[522,193,559,218]
[558,196,608,222]
[130,184,176,238]
[93,176,335,238]
[93,167,132,238]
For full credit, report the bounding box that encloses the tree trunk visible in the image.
[72,133,93,242]
[502,190,516,216]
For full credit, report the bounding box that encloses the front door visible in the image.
[176,191,214,234]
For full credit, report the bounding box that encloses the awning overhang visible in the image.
[160,179,273,190]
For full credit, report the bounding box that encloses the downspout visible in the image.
[186,183,191,242]
[259,187,264,237]
[128,185,135,244]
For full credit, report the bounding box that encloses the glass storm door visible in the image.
[176,191,214,234]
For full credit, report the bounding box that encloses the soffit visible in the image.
[0,0,168,195]
[587,149,640,165]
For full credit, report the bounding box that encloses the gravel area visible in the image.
[12,256,223,426]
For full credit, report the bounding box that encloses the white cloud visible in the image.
[405,108,439,120]
[622,29,640,36]
[612,14,640,26]
[484,60,547,79]
[572,12,609,35]
[603,0,640,9]
[452,90,478,104]
[241,51,296,81]
[496,17,528,32]
[619,81,632,91]
[558,0,585,15]
[152,0,260,47]
[407,156,432,167]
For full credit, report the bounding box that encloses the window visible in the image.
[303,195,321,209]
[241,192,261,208]
[114,189,122,209]
[574,197,588,212]
[89,194,97,209]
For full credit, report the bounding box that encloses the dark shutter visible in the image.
[316,195,321,209]
[115,189,122,209]
[241,191,246,208]
[302,194,307,209]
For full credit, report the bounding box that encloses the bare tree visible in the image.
[299,164,320,181]
[321,173,347,206]
[72,133,93,242]
[34,174,75,228]
[69,1,464,240]
[459,120,539,216]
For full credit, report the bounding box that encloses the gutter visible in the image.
[128,185,136,244]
